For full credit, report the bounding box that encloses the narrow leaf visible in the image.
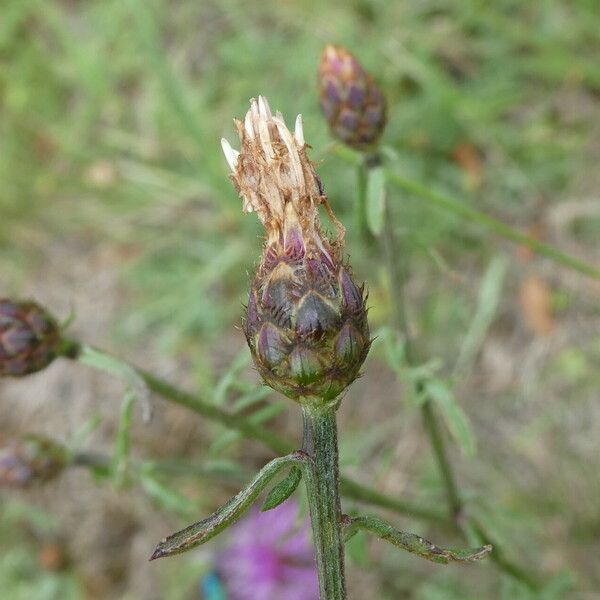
[209,401,285,456]
[150,452,306,560]
[365,166,386,236]
[425,379,476,456]
[454,256,508,378]
[112,389,136,486]
[345,528,369,566]
[78,345,152,422]
[140,472,197,516]
[355,163,374,242]
[343,515,491,564]
[261,466,302,512]
[213,350,251,406]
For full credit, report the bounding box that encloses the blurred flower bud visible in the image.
[221,97,370,403]
[0,299,62,377]
[318,44,387,150]
[0,435,67,488]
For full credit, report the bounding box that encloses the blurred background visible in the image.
[1,0,600,598]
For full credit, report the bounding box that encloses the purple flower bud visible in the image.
[0,435,67,488]
[0,300,62,378]
[318,45,387,150]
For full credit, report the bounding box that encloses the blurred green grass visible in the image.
[2,0,600,598]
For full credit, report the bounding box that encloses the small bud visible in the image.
[318,44,387,150]
[222,97,370,403]
[0,435,67,488]
[0,299,62,377]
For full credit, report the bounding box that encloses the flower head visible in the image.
[318,44,387,149]
[222,97,370,403]
[0,435,67,488]
[216,501,318,600]
[0,299,62,377]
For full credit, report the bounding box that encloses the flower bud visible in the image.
[318,44,387,150]
[0,299,61,377]
[222,97,370,403]
[0,435,67,488]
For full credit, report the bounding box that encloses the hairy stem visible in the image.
[301,403,346,600]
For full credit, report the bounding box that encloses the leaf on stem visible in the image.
[150,452,307,560]
[261,466,303,512]
[453,256,508,379]
[77,345,152,422]
[425,378,476,456]
[366,165,386,236]
[343,515,491,564]
[111,389,136,486]
[139,470,198,516]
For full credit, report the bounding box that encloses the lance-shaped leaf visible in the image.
[261,465,303,512]
[78,345,152,422]
[342,515,491,564]
[150,452,307,560]
[365,165,386,236]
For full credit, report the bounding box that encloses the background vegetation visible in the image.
[1,0,600,598]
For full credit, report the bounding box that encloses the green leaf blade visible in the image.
[366,166,386,236]
[261,466,303,512]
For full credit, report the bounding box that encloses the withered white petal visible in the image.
[229,96,345,248]
[220,138,240,170]
[258,95,272,119]
[273,116,303,188]
[244,110,254,139]
[294,114,305,146]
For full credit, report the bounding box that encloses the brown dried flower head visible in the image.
[221,97,370,403]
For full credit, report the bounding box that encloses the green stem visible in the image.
[140,370,292,455]
[421,400,462,519]
[381,192,464,522]
[382,197,411,343]
[72,451,247,483]
[338,477,446,523]
[355,161,375,244]
[301,403,346,600]
[380,179,538,590]
[380,183,463,518]
[470,519,539,590]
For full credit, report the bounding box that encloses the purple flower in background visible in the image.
[216,500,318,600]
